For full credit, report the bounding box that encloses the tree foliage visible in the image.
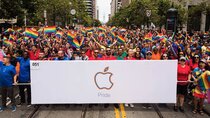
[107,0,187,28]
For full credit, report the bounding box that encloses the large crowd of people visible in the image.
[0,25,209,114]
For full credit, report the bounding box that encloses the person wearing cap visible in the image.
[146,51,152,60]
[175,57,191,112]
[0,56,16,112]
[151,46,161,60]
[192,59,207,115]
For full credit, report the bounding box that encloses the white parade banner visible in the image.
[30,60,177,104]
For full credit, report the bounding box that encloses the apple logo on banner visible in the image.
[94,67,114,90]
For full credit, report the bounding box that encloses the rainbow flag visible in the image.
[197,71,210,92]
[55,31,63,38]
[81,29,86,35]
[38,28,44,33]
[4,28,14,33]
[144,32,153,42]
[3,40,13,46]
[9,34,16,41]
[98,26,106,32]
[23,37,29,42]
[44,26,56,34]
[86,27,94,32]
[67,32,76,40]
[80,37,85,46]
[206,47,210,56]
[16,28,23,33]
[110,26,116,31]
[70,39,80,48]
[3,36,7,41]
[17,38,22,43]
[117,35,126,44]
[110,32,116,39]
[25,28,38,39]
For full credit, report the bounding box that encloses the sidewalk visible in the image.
[204,103,210,116]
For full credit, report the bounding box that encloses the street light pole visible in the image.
[24,10,27,27]
[44,10,47,26]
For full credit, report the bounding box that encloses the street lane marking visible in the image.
[120,104,127,118]
[114,106,120,118]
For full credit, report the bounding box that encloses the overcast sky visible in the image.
[96,0,111,23]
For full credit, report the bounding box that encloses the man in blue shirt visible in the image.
[54,50,69,60]
[16,51,31,107]
[0,56,16,112]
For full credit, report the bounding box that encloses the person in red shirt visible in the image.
[190,55,200,70]
[175,57,191,112]
[104,48,116,60]
[28,45,40,60]
[125,49,136,60]
[89,49,105,60]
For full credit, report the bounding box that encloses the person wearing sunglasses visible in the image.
[161,53,168,60]
[190,55,200,70]
[175,57,191,112]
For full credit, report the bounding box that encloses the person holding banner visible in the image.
[0,56,16,112]
[16,51,31,107]
[175,57,191,112]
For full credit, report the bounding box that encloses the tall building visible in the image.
[110,0,122,17]
[84,0,96,19]
[96,6,99,20]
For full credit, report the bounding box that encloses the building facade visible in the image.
[110,0,122,17]
[84,0,96,19]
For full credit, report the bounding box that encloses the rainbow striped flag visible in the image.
[110,26,116,31]
[17,38,22,43]
[25,28,39,39]
[23,37,29,42]
[3,36,7,41]
[67,32,76,40]
[4,28,14,33]
[81,29,86,35]
[117,35,126,44]
[80,37,85,46]
[38,28,44,33]
[3,40,13,46]
[206,47,210,56]
[70,39,80,48]
[9,34,16,41]
[86,27,94,32]
[44,26,56,34]
[144,32,153,42]
[55,31,63,38]
[110,32,116,39]
[197,71,210,92]
[98,26,106,32]
[16,28,23,33]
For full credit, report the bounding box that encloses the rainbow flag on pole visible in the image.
[86,27,94,32]
[44,26,56,34]
[117,35,126,44]
[197,71,210,92]
[70,39,80,48]
[206,47,210,56]
[9,34,16,41]
[3,40,13,46]
[25,28,38,39]
[67,32,76,40]
[55,31,63,38]
[98,26,106,32]
[144,32,153,42]
[4,28,14,33]
[110,26,116,31]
